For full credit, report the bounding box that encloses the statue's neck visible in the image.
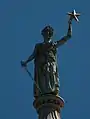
[44,39,52,43]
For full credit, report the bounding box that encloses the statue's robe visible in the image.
[33,42,60,98]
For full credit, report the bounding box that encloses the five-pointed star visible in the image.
[67,9,80,22]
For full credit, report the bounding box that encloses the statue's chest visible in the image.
[36,43,56,56]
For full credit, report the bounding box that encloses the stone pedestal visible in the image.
[33,94,64,119]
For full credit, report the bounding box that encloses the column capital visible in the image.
[33,94,65,113]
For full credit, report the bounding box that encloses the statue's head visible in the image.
[41,25,54,42]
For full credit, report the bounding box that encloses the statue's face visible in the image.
[42,29,53,42]
[41,26,53,42]
[43,30,52,40]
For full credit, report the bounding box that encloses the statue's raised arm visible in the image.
[55,20,72,48]
[55,9,80,48]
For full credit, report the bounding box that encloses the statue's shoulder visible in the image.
[35,43,42,46]
[35,42,44,47]
[35,43,43,50]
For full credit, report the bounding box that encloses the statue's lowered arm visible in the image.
[55,21,72,48]
[21,46,36,67]
[25,53,34,64]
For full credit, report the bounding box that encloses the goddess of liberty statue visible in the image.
[21,20,72,98]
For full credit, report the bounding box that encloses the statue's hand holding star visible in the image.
[66,9,80,39]
[67,9,80,23]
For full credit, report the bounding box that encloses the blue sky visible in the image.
[0,0,90,119]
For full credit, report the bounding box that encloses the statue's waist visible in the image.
[35,56,56,62]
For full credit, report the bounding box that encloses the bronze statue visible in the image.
[21,10,80,99]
